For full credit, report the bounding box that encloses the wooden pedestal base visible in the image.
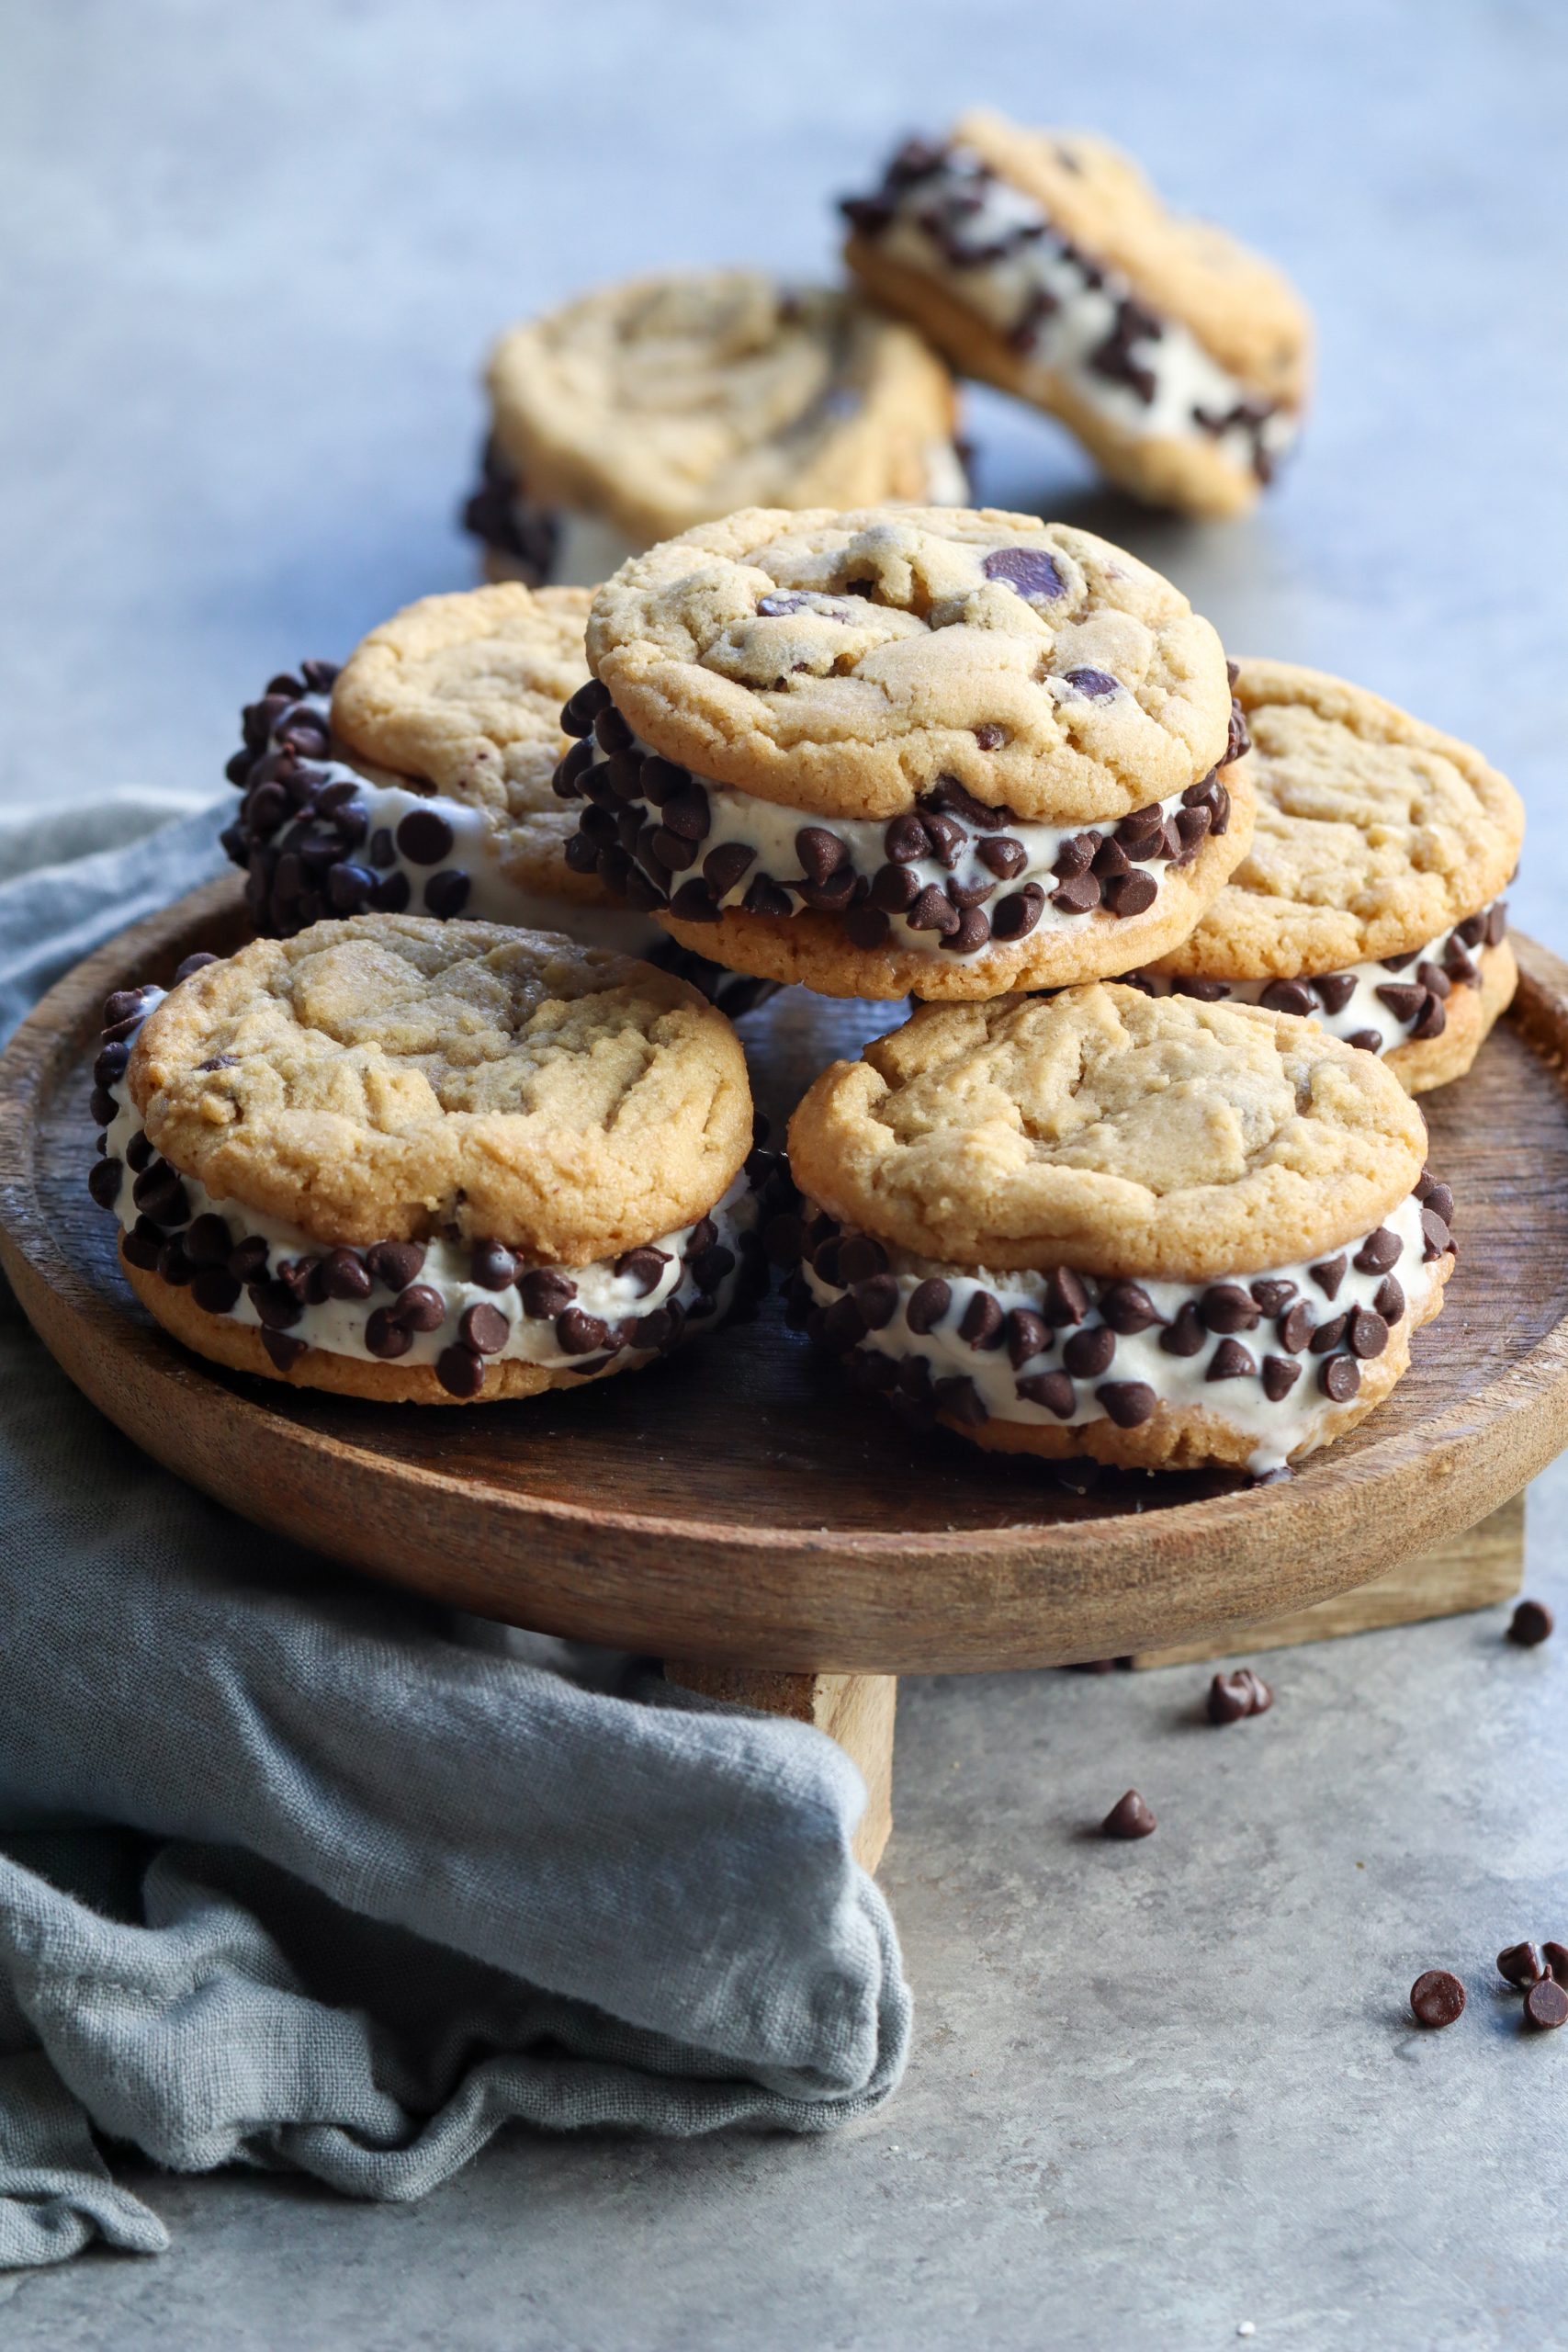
[666,1499,1525,1874]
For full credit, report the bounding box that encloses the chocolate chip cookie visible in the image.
[784,984,1452,1473]
[841,112,1312,519]
[556,504,1253,1001]
[1135,660,1524,1093]
[464,271,967,586]
[88,921,778,1402]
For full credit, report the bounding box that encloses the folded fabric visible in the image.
[0,801,910,2268]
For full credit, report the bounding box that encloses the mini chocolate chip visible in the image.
[1508,1599,1554,1647]
[1346,1029,1384,1054]
[852,1274,899,1330]
[1102,870,1158,919]
[649,823,697,873]
[795,827,848,887]
[1207,1667,1273,1724]
[1310,1256,1348,1300]
[261,1331,308,1373]
[959,1290,1006,1351]
[942,905,992,955]
[423,869,471,919]
[1259,978,1314,1017]
[636,755,685,808]
[1207,1338,1256,1381]
[1050,870,1101,915]
[883,813,930,865]
[395,808,455,866]
[249,1281,302,1332]
[836,1233,888,1284]
[1309,1314,1348,1355]
[660,786,710,843]
[94,1039,130,1087]
[1375,982,1427,1025]
[392,1283,446,1333]
[551,738,596,798]
[1063,1325,1115,1378]
[1173,804,1213,853]
[326,861,377,913]
[460,1240,513,1293]
[1424,1182,1454,1227]
[1416,959,1451,1001]
[1099,1281,1162,1335]
[905,1277,952,1335]
[870,861,921,913]
[227,1236,269,1283]
[1318,1354,1360,1402]
[1347,1305,1389,1360]
[1170,977,1227,1003]
[907,884,961,935]
[615,1246,671,1296]
[1097,1379,1156,1429]
[1159,1302,1206,1357]
[1311,973,1357,1015]
[156,1238,193,1286]
[1052,833,1096,881]
[669,878,720,924]
[557,1307,611,1355]
[1199,1283,1258,1334]
[991,884,1045,940]
[1063,667,1119,700]
[843,905,891,950]
[87,1156,122,1210]
[1353,1227,1403,1273]
[434,1343,486,1398]
[1043,1267,1089,1327]
[1091,836,1131,881]
[459,1302,510,1356]
[982,548,1066,600]
[591,704,632,756]
[320,1247,373,1302]
[519,1269,576,1319]
[1016,1370,1076,1418]
[1498,1941,1547,1987]
[1410,1969,1466,2029]
[1249,1279,1297,1316]
[976,835,1026,879]
[691,1243,736,1292]
[1261,1354,1301,1401]
[120,1221,163,1271]
[1005,1308,1050,1367]
[933,1374,987,1427]
[191,1265,242,1315]
[103,987,154,1027]
[1525,1978,1568,2031]
[125,1132,154,1173]
[1101,1790,1156,1838]
[1409,990,1447,1042]
[1421,1208,1452,1261]
[919,810,964,867]
[1276,1301,1314,1354]
[1370,1276,1404,1325]
[703,842,754,899]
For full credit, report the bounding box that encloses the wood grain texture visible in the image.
[1131,1494,1525,1668]
[664,1665,896,1873]
[3,875,1567,1674]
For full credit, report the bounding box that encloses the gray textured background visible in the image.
[3,2,1566,2345]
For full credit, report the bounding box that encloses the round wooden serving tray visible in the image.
[4,875,1567,1673]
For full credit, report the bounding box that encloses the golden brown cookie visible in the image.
[464,272,966,585]
[88,926,773,1403]
[841,114,1312,519]
[558,505,1251,1001]
[1139,660,1524,1094]
[783,984,1451,1474]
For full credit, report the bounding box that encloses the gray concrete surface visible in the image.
[3,1,1567,2344]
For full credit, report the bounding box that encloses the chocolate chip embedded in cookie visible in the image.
[89,917,776,1404]
[466,271,967,588]
[840,112,1312,520]
[559,504,1253,1001]
[219,585,774,1019]
[784,983,1452,1473]
[1135,659,1525,1096]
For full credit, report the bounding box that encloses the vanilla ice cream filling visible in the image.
[802,1189,1445,1475]
[854,147,1298,482]
[98,996,756,1378]
[1134,900,1507,1056]
[570,716,1228,959]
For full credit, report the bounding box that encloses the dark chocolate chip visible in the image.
[1250,1279,1297,1316]
[93,1039,130,1087]
[615,1246,671,1296]
[942,905,993,955]
[795,827,848,887]
[649,823,698,874]
[870,861,921,914]
[1159,1302,1207,1357]
[560,680,612,739]
[1309,1256,1347,1300]
[1375,982,1427,1026]
[933,1374,987,1427]
[557,1307,611,1356]
[703,842,755,899]
[843,905,891,950]
[1345,1029,1384,1055]
[1353,1228,1403,1274]
[434,1343,485,1398]
[249,1281,303,1332]
[691,1243,736,1293]
[1016,1370,1076,1418]
[1099,1281,1162,1336]
[1062,667,1120,700]
[669,878,721,924]
[1318,1354,1360,1402]
[1101,869,1158,919]
[1372,1275,1405,1325]
[976,835,1027,879]
[660,786,710,844]
[1043,1267,1089,1327]
[191,1265,242,1316]
[905,1277,953,1335]
[1276,1301,1314,1354]
[1050,870,1101,916]
[1063,1324,1115,1378]
[1508,1599,1554,1647]
[1199,1283,1258,1334]
[1347,1305,1389,1360]
[1421,1208,1452,1261]
[1207,1338,1257,1381]
[125,1131,153,1173]
[320,1247,373,1302]
[907,884,961,935]
[468,1240,517,1292]
[174,951,219,983]
[1424,1182,1454,1227]
[1096,1379,1156,1428]
[1409,1969,1466,2029]
[121,1220,163,1271]
[1005,1308,1051,1368]
[1261,1354,1301,1402]
[991,884,1046,940]
[959,1290,1006,1351]
[423,869,471,920]
[981,548,1066,600]
[155,1237,193,1287]
[459,1302,510,1356]
[261,1331,308,1374]
[1308,1314,1348,1355]
[1101,1790,1156,1838]
[366,1240,425,1292]
[1259,978,1314,1018]
[1207,1667,1273,1724]
[833,1233,886,1285]
[883,812,930,865]
[519,1268,576,1319]
[1525,1978,1568,2031]
[1052,833,1096,881]
[227,1236,269,1283]
[392,1283,446,1333]
[326,861,378,913]
[395,808,456,866]
[852,1274,899,1330]
[87,1156,122,1210]
[1545,1941,1568,1982]
[1498,1942,1547,1988]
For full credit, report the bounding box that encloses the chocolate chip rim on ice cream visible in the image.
[1133,659,1524,1096]
[782,984,1454,1473]
[463,271,968,587]
[841,112,1311,520]
[86,921,780,1404]
[556,505,1254,1002]
[218,584,777,1018]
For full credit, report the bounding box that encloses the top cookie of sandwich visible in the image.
[331,582,609,904]
[487,273,960,548]
[586,506,1232,824]
[1154,660,1525,978]
[950,113,1310,407]
[129,917,751,1260]
[787,982,1427,1280]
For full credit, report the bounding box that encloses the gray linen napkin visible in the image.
[0,800,910,2269]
